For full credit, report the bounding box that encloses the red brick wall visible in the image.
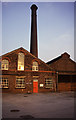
[0,48,57,93]
[58,83,76,91]
[47,53,76,91]
[1,48,52,72]
[1,71,57,93]
[48,57,76,72]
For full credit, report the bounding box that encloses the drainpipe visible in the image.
[56,71,58,92]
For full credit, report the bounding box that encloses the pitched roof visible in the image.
[0,47,54,71]
[46,56,61,64]
[0,47,36,59]
[46,52,76,64]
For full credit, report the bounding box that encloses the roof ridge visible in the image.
[0,47,54,71]
[0,47,36,59]
[46,52,76,65]
[0,47,24,57]
[46,55,61,64]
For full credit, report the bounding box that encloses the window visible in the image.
[32,61,38,71]
[1,59,9,70]
[18,53,24,71]
[0,78,8,88]
[16,77,25,88]
[45,78,53,88]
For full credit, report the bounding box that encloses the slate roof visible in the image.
[46,56,61,64]
[46,52,76,65]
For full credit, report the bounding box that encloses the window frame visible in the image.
[18,52,24,71]
[45,78,53,89]
[32,61,38,71]
[1,59,9,70]
[0,78,9,88]
[16,77,25,89]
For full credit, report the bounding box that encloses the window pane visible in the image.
[0,78,8,88]
[33,62,38,66]
[18,53,24,71]
[16,78,25,88]
[1,60,9,70]
[45,78,53,88]
[32,62,38,71]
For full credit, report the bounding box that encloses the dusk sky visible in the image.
[1,2,74,62]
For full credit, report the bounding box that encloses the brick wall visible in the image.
[1,71,57,93]
[48,55,76,72]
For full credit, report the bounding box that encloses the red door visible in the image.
[33,80,38,93]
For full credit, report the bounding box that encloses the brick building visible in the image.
[0,47,57,93]
[47,52,76,91]
[0,4,76,93]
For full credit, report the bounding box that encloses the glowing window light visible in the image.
[1,60,9,70]
[18,53,24,71]
[0,78,8,88]
[32,61,38,71]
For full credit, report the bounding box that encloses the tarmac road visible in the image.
[1,91,75,119]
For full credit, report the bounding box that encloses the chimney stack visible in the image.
[30,4,38,57]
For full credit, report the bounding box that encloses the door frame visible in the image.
[33,79,38,93]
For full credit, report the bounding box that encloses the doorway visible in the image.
[33,80,38,93]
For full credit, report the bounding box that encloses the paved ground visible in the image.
[1,92,75,119]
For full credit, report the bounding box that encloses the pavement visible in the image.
[1,91,75,119]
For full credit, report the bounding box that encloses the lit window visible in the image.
[1,60,9,70]
[18,53,24,71]
[0,78,8,88]
[32,62,38,71]
[45,78,53,88]
[16,77,25,88]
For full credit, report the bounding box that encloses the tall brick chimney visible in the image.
[30,4,38,57]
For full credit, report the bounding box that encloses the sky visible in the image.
[1,2,75,62]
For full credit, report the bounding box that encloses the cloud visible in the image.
[56,34,74,45]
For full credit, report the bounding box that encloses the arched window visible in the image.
[18,52,24,71]
[32,61,38,71]
[1,59,9,70]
